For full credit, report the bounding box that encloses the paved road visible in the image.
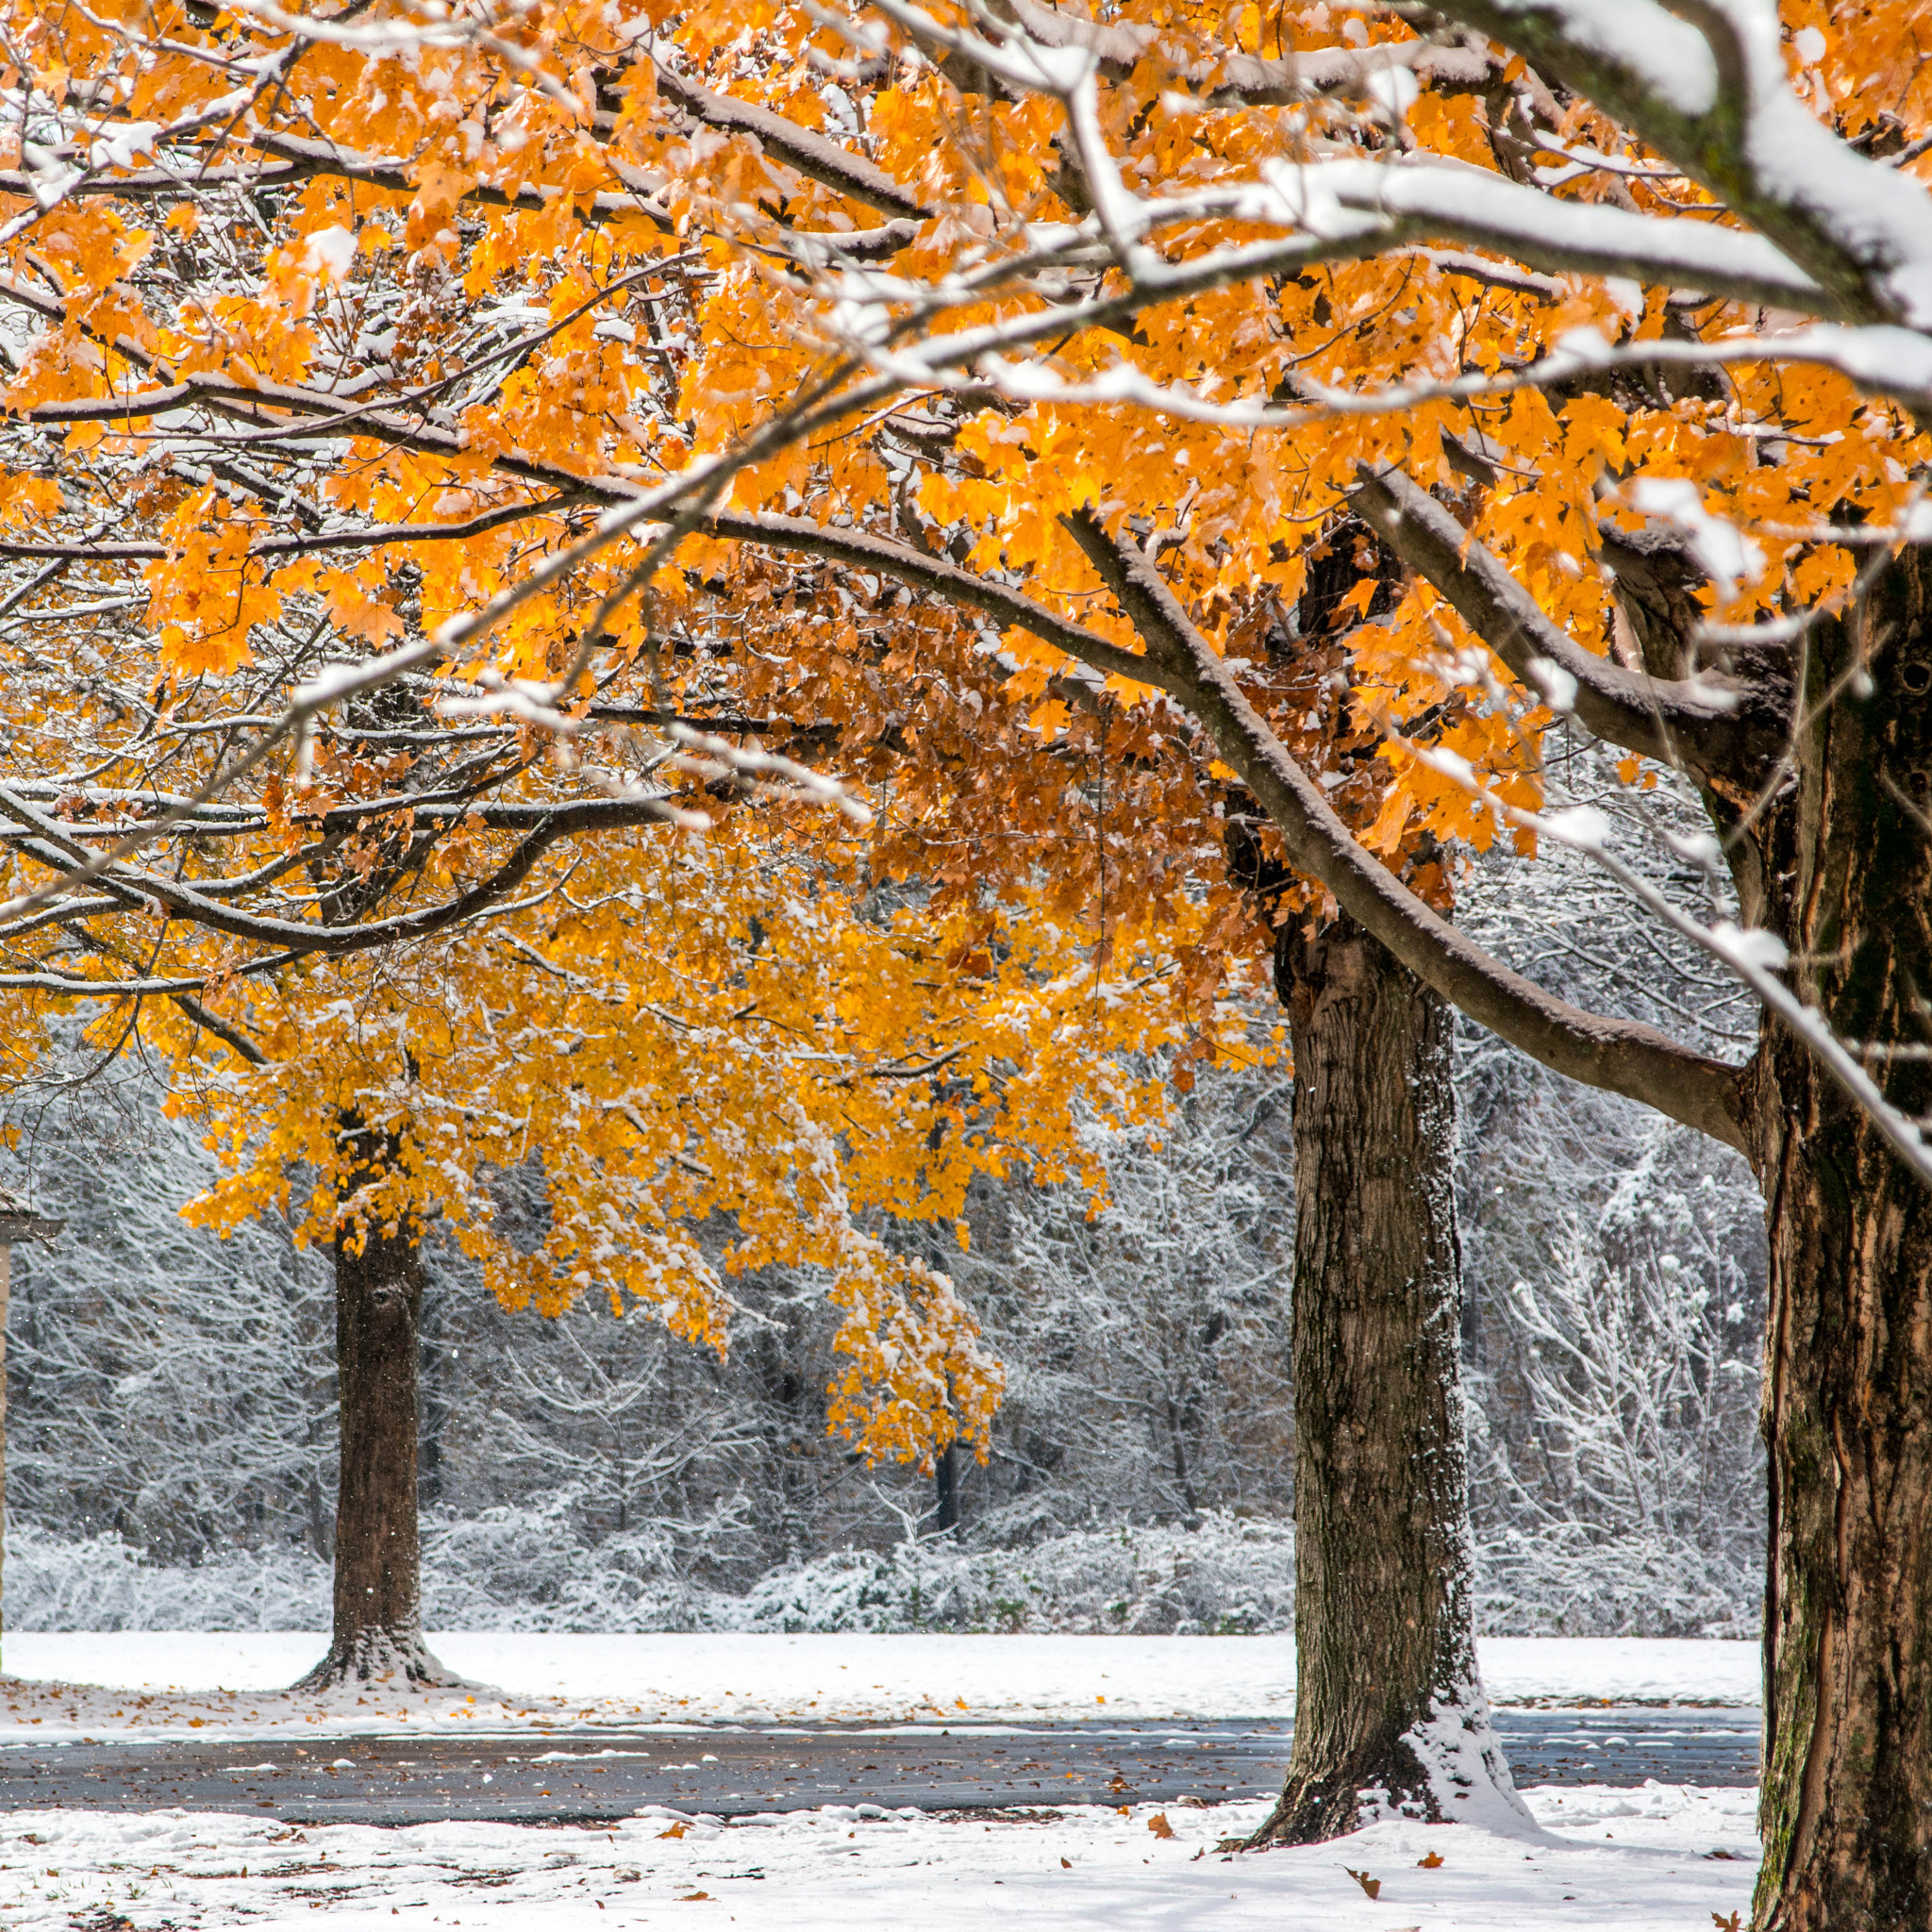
[0,1710,1758,1824]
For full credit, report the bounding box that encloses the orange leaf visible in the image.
[1345,1867,1381,1899]
[1147,1813,1174,1840]
[1417,1850,1444,1868]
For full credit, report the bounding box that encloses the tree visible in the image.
[0,0,1524,1824]
[657,7,1932,1923]
[16,6,1932,1917]
[132,806,1189,1679]
[0,2,1187,1689]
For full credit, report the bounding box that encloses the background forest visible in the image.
[4,829,1765,1642]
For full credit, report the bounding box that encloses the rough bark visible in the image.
[1743,566,1932,1931]
[1248,913,1525,1845]
[1327,469,1932,1925]
[295,1118,458,1691]
[0,1240,8,1673]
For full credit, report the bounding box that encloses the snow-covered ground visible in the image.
[0,1633,1760,1742]
[0,1636,1762,1927]
[0,1784,1758,1930]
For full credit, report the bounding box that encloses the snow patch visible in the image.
[1404,1679,1548,1842]
[0,1633,1761,1745]
[0,1784,1761,1929]
[300,225,358,282]
[1629,478,1765,598]
[1707,922,1790,974]
[1541,805,1614,851]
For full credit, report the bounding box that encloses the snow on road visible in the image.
[0,1633,1760,1742]
[0,1784,1757,1930]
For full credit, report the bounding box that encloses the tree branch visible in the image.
[704,500,1749,1147]
[652,69,931,222]
[705,509,1158,686]
[4,796,677,963]
[1423,0,1932,327]
[1350,464,1788,781]
[171,994,268,1067]
[1056,508,1753,1151]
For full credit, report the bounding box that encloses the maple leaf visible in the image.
[1146,1814,1174,1840]
[1344,1867,1381,1899]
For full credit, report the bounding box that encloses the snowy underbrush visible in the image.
[713,1512,1295,1635]
[1474,1524,1760,1640]
[5,1510,1294,1636]
[8,1507,1759,1638]
[3,1522,332,1632]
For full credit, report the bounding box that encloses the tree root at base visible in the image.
[291,1627,472,1693]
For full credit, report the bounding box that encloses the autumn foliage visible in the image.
[8,0,1932,1917]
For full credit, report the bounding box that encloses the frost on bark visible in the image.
[1740,564,1932,1932]
[1248,913,1526,1846]
[294,1118,459,1692]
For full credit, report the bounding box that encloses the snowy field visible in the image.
[0,1636,1762,1927]
[0,1632,1760,1741]
[0,1785,1758,1931]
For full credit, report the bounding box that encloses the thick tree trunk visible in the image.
[1249,914,1526,1845]
[295,1119,458,1690]
[1741,569,1932,1930]
[0,1240,8,1674]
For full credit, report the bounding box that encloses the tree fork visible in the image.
[294,1116,459,1692]
[1248,912,1524,1845]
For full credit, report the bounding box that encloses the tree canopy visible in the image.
[7,2,1932,1923]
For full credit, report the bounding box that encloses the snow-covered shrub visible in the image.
[3,1521,330,1631]
[713,1510,1295,1635]
[1,1050,337,1568]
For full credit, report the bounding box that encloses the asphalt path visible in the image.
[0,1710,1759,1824]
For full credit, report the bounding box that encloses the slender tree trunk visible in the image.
[1249,913,1525,1845]
[295,1117,458,1690]
[933,1441,959,1534]
[1740,567,1932,1930]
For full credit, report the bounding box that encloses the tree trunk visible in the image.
[295,1118,458,1690]
[1741,566,1932,1930]
[933,1441,959,1533]
[0,1239,9,1674]
[1249,913,1526,1845]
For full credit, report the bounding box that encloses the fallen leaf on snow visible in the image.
[1146,1814,1174,1840]
[1344,1866,1381,1900]
[1417,1850,1444,1868]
